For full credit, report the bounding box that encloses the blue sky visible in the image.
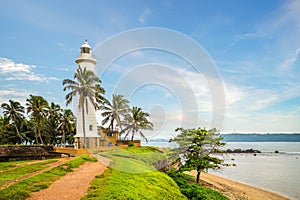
[0,0,299,137]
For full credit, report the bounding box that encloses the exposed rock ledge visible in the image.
[225,148,261,153]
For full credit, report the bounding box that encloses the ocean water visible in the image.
[143,141,300,200]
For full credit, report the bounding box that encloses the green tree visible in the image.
[20,118,35,145]
[1,100,26,143]
[26,95,49,144]
[122,106,153,142]
[63,66,106,148]
[45,102,62,145]
[58,109,75,147]
[101,94,130,133]
[0,116,12,144]
[170,127,225,183]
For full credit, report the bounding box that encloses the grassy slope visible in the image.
[83,147,187,200]
[0,155,97,200]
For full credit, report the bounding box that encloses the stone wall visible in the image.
[0,145,61,162]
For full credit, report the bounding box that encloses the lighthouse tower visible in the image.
[74,40,100,148]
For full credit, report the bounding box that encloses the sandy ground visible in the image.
[187,171,291,200]
[27,158,106,200]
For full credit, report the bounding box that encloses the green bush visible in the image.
[167,169,229,200]
[128,141,135,147]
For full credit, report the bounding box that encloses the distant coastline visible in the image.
[147,133,300,142]
[221,133,300,142]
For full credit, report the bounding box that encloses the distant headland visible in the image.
[148,133,300,142]
[221,133,300,142]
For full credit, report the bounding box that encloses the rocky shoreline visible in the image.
[224,148,261,153]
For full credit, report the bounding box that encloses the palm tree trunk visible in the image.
[131,130,135,141]
[14,123,23,144]
[38,126,44,145]
[82,103,86,148]
[63,130,65,147]
[60,130,65,147]
[34,125,38,144]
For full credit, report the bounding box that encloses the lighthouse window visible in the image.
[89,125,93,131]
[82,47,90,54]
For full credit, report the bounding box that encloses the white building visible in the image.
[73,40,100,148]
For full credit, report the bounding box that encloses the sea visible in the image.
[142,141,300,200]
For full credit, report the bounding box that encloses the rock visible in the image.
[225,148,261,153]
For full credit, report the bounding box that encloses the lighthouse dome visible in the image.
[81,40,91,49]
[76,40,96,65]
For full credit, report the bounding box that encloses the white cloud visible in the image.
[0,57,59,82]
[138,8,151,25]
[0,89,33,107]
[279,48,300,71]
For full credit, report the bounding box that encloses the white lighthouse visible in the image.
[74,40,100,148]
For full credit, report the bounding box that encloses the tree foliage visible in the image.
[170,127,225,183]
[1,100,26,143]
[0,97,76,146]
[101,94,130,133]
[122,106,153,142]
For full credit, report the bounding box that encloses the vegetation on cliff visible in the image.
[83,147,187,200]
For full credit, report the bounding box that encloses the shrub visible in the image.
[128,141,135,147]
[167,169,229,200]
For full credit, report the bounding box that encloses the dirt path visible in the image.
[27,156,107,200]
[187,171,291,200]
[1,157,74,189]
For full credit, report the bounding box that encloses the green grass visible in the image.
[0,154,97,200]
[83,146,187,200]
[83,168,187,200]
[97,146,169,173]
[107,146,167,168]
[0,159,57,185]
[0,160,33,170]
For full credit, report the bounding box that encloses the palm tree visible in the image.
[26,95,49,144]
[122,106,153,142]
[63,66,106,148]
[1,100,25,143]
[0,116,12,144]
[58,109,75,147]
[101,94,130,133]
[46,102,62,145]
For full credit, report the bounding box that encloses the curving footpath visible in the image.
[27,156,107,200]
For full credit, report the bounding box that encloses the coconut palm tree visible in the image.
[58,109,75,147]
[46,102,62,145]
[122,106,153,142]
[1,100,25,143]
[0,116,12,144]
[62,66,106,148]
[101,94,130,133]
[26,95,49,144]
